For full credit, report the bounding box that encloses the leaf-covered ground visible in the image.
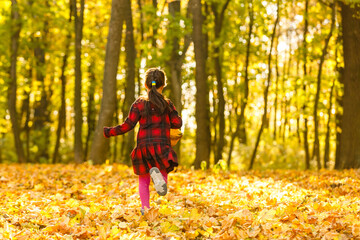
[0,164,360,239]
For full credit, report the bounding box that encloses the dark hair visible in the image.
[145,68,171,115]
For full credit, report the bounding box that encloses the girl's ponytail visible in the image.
[145,68,171,115]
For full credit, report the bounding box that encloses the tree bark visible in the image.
[73,0,85,163]
[302,0,311,170]
[31,0,50,163]
[334,67,344,169]
[192,0,211,169]
[211,0,231,164]
[89,0,125,165]
[84,60,97,162]
[136,0,145,97]
[313,1,335,169]
[336,2,360,169]
[168,0,193,159]
[121,0,136,165]
[324,77,335,169]
[8,0,26,163]
[227,60,240,168]
[238,0,254,145]
[249,0,280,170]
[152,0,158,48]
[274,37,279,140]
[53,0,72,164]
[227,1,253,167]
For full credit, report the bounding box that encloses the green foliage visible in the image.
[0,0,346,171]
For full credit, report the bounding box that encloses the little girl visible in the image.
[103,68,182,214]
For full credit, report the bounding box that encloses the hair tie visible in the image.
[151,81,156,86]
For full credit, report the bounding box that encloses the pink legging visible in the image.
[138,169,168,209]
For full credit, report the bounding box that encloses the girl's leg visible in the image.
[138,174,151,209]
[160,169,168,184]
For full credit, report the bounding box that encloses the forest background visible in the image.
[1,0,360,171]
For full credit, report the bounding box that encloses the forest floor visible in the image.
[0,164,360,239]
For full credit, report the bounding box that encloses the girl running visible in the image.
[103,68,182,214]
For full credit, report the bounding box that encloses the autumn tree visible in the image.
[8,0,25,163]
[73,0,85,163]
[336,2,360,169]
[121,0,136,164]
[192,0,211,169]
[249,0,280,170]
[89,0,125,164]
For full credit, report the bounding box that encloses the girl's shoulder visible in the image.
[133,96,149,111]
[138,95,149,101]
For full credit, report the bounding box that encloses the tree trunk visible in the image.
[168,0,192,159]
[32,0,50,163]
[84,60,97,161]
[136,0,145,97]
[152,0,158,48]
[238,0,254,145]
[211,0,231,164]
[8,0,26,163]
[227,60,240,168]
[336,2,360,169]
[53,0,72,164]
[295,51,301,144]
[122,0,136,165]
[192,0,211,169]
[227,0,253,167]
[22,67,31,160]
[73,0,85,163]
[303,0,311,170]
[334,67,344,169]
[249,0,280,170]
[274,37,279,140]
[313,1,335,169]
[324,77,335,169]
[89,0,125,165]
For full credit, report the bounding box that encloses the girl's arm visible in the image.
[104,102,140,138]
[169,101,182,129]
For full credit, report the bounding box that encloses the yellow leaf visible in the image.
[34,184,44,191]
[190,208,201,220]
[161,221,180,233]
[144,208,159,222]
[118,222,128,229]
[186,230,199,239]
[98,225,107,240]
[248,225,261,238]
[139,221,148,228]
[353,223,360,237]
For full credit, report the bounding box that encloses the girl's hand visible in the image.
[103,127,111,138]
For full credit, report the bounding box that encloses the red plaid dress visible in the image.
[104,97,182,175]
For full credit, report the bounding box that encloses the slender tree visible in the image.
[192,0,211,169]
[31,0,50,163]
[238,0,254,144]
[249,0,280,170]
[167,0,193,158]
[73,0,85,163]
[8,0,26,163]
[121,0,136,165]
[312,1,336,169]
[274,35,280,140]
[336,2,360,169]
[53,0,72,163]
[211,0,231,164]
[227,0,254,167]
[302,0,311,169]
[84,59,97,161]
[89,0,125,164]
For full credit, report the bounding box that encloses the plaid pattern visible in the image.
[104,97,182,175]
